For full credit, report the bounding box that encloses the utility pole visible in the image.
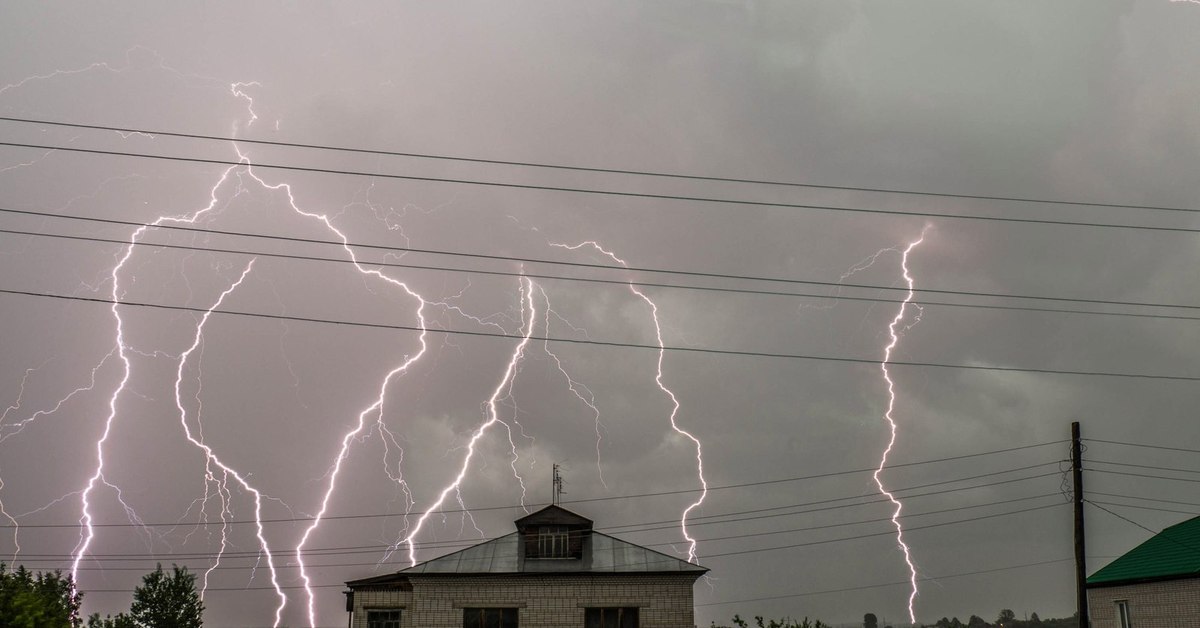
[1072,421,1089,627]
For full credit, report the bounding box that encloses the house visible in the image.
[344,504,708,628]
[1086,514,1200,627]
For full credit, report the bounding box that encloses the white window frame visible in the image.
[537,525,569,558]
[367,608,402,628]
[1116,600,1132,628]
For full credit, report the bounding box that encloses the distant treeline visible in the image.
[926,611,1078,628]
[712,610,1079,628]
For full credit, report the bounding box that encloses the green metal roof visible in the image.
[1087,515,1200,586]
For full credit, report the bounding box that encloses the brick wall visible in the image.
[1087,577,1200,627]
[350,573,700,628]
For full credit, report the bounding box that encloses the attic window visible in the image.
[537,525,570,558]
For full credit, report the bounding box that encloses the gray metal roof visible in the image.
[397,531,707,575]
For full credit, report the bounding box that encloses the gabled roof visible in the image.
[515,504,593,529]
[345,505,707,588]
[394,530,706,575]
[1087,515,1200,587]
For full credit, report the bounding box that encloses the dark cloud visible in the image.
[1,2,1198,626]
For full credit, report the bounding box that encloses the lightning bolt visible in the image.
[168,259,290,617]
[71,161,247,582]
[397,276,537,566]
[551,241,707,563]
[871,226,929,625]
[214,139,441,627]
[4,49,717,626]
[535,284,607,488]
[0,474,18,563]
[0,353,115,563]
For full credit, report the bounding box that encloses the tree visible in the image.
[87,613,136,628]
[128,564,203,628]
[966,616,988,628]
[716,616,827,628]
[997,609,1016,626]
[0,563,84,627]
[1029,612,1041,625]
[864,613,878,628]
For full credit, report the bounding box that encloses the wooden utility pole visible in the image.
[1072,421,1089,627]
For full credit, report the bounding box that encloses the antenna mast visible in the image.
[552,464,565,505]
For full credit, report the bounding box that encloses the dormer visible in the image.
[515,505,592,560]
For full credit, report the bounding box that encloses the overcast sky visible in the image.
[2,2,1199,626]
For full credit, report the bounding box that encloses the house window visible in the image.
[585,607,638,628]
[537,525,570,558]
[367,609,402,628]
[1116,600,1132,628]
[463,607,518,628]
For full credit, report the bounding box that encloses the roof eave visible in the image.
[1086,571,1200,589]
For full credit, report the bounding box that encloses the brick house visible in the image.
[344,505,708,628]
[1086,514,1200,627]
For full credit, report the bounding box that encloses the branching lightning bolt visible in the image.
[551,241,707,563]
[535,284,607,488]
[169,259,291,618]
[72,162,249,583]
[399,276,537,566]
[4,49,719,626]
[871,226,929,625]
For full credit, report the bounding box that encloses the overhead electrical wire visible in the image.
[3,115,1199,216]
[76,552,1076,600]
[4,207,1199,314]
[1085,500,1200,555]
[1082,468,1200,483]
[1088,491,1200,509]
[4,206,1195,314]
[1086,500,1199,517]
[16,493,1063,574]
[0,449,1064,530]
[1084,459,1200,475]
[1083,438,1200,455]
[20,502,1068,584]
[4,470,1064,558]
[3,286,1196,381]
[4,221,1200,323]
[2,140,1200,235]
[695,557,1077,607]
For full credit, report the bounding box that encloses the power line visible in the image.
[0,450,1064,530]
[3,140,1199,235]
[695,502,1066,560]
[1083,438,1200,455]
[5,285,1198,381]
[35,502,1068,593]
[1086,500,1200,517]
[6,205,1199,314]
[1085,499,1200,555]
[695,557,1076,607]
[1089,491,1200,509]
[5,469,1064,556]
[603,471,1064,533]
[1085,459,1200,475]
[6,221,1200,324]
[14,493,1062,573]
[5,115,1199,217]
[1083,468,1200,483]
